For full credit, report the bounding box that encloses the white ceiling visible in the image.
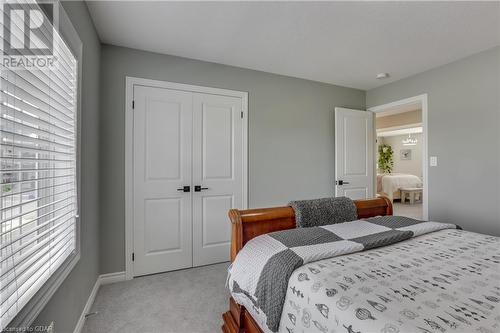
[86,1,500,90]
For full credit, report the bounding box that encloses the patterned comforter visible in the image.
[229,218,500,333]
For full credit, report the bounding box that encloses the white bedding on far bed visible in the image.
[377,173,422,201]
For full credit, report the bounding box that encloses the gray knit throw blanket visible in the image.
[288,196,357,228]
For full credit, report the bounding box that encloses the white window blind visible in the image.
[0,1,78,329]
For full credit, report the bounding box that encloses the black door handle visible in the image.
[177,186,190,192]
[335,180,350,186]
[194,185,209,192]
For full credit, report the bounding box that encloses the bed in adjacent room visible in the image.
[377,173,423,202]
[222,197,500,333]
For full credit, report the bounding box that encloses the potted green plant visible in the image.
[378,144,394,173]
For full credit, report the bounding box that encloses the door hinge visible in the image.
[132,100,135,109]
[241,111,244,119]
[132,252,135,261]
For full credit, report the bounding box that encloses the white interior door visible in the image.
[133,86,193,276]
[192,93,244,266]
[335,107,374,200]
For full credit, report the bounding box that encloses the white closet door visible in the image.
[192,93,244,266]
[133,86,193,276]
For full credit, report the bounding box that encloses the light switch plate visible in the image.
[430,156,438,167]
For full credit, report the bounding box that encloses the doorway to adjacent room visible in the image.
[369,95,428,220]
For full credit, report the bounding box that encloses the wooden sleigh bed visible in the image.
[221,197,393,333]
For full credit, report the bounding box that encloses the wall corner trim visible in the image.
[73,272,126,333]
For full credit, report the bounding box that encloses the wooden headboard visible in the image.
[228,197,392,261]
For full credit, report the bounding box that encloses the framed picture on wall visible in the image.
[400,149,412,160]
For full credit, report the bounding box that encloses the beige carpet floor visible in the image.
[82,262,230,333]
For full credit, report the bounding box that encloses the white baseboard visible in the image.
[73,271,126,333]
[73,278,99,333]
[99,271,126,285]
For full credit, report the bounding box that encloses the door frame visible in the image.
[368,94,429,220]
[124,76,248,280]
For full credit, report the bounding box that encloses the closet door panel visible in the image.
[133,86,193,276]
[192,93,244,266]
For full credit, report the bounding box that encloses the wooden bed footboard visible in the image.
[221,197,392,333]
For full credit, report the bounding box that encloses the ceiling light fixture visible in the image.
[376,73,390,79]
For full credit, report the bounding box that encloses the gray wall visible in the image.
[367,46,500,237]
[31,2,101,332]
[99,45,365,274]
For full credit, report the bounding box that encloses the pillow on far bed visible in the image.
[288,196,358,228]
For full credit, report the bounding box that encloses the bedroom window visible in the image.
[0,0,79,328]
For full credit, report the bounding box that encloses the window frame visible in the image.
[3,0,83,329]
